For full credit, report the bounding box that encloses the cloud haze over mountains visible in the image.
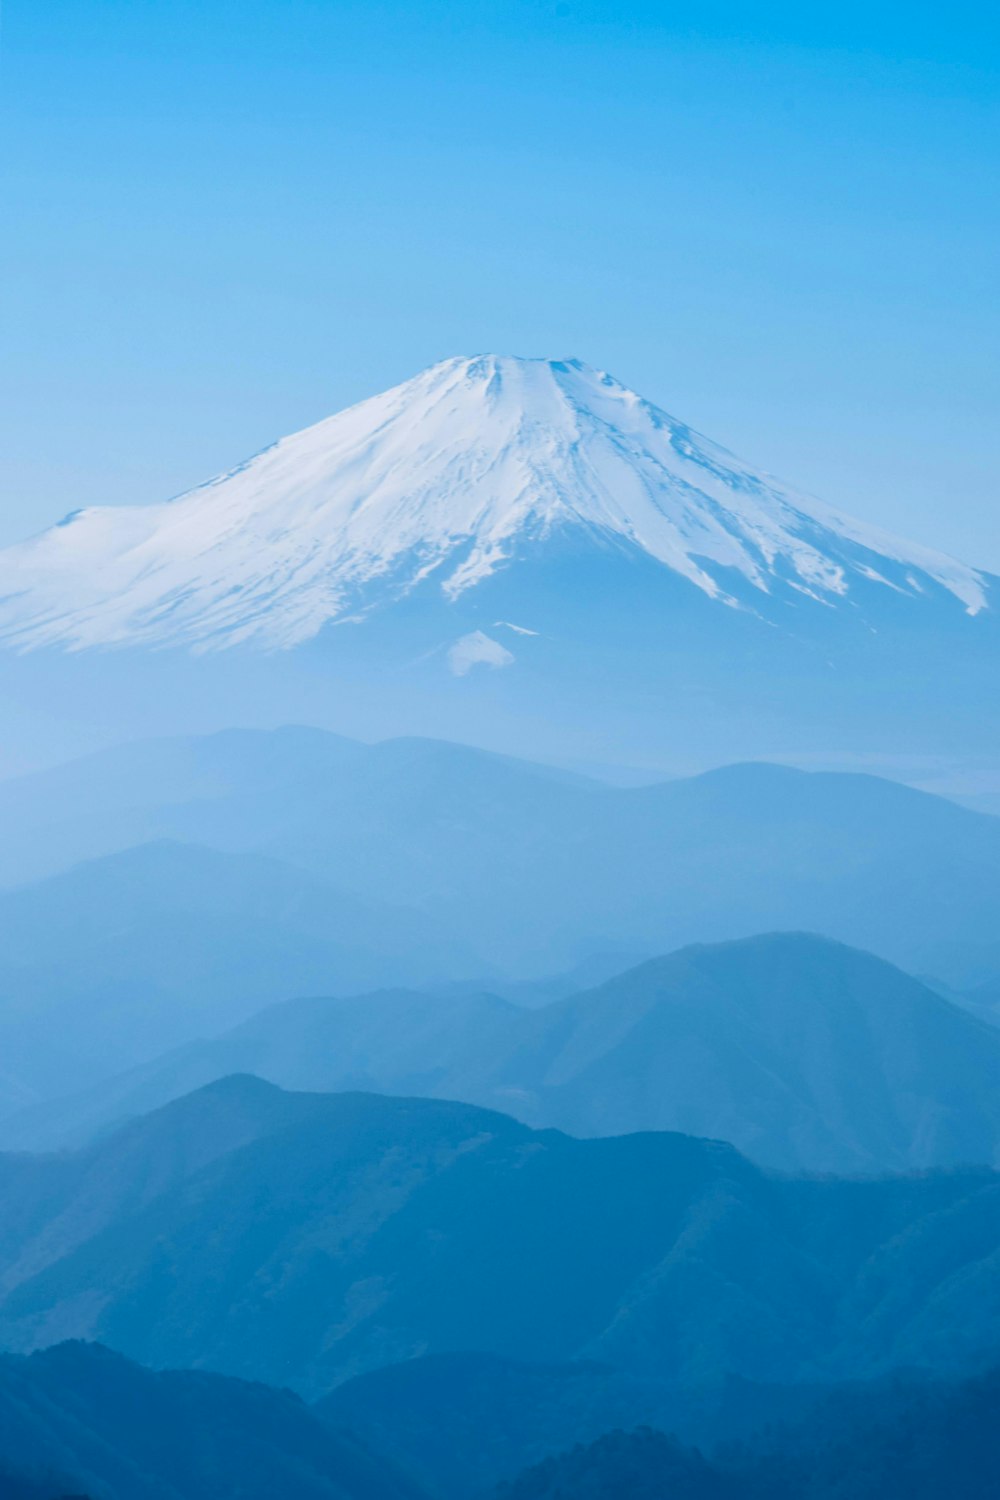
[1,726,998,971]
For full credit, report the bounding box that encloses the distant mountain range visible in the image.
[0,726,997,984]
[13,934,1000,1176]
[1,727,999,1121]
[3,1078,1000,1399]
[0,357,995,772]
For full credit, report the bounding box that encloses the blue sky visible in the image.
[2,1,998,565]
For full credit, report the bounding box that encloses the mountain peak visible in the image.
[0,355,987,652]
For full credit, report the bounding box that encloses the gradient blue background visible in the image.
[2,1,997,564]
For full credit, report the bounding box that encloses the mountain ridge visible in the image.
[2,1079,1000,1399]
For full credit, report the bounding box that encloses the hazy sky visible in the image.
[2,1,998,566]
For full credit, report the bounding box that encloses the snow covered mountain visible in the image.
[0,355,996,779]
[0,355,989,654]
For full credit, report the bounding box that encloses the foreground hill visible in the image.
[494,1428,739,1500]
[492,1368,1000,1500]
[0,727,997,986]
[20,935,1000,1175]
[318,1351,826,1498]
[4,1343,997,1500]
[0,1340,426,1500]
[2,1080,1000,1398]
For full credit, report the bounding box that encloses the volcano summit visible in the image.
[0,354,989,651]
[0,356,995,774]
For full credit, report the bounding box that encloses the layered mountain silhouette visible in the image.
[0,359,996,1494]
[3,1079,1000,1399]
[0,358,995,770]
[14,934,1000,1175]
[0,727,997,984]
